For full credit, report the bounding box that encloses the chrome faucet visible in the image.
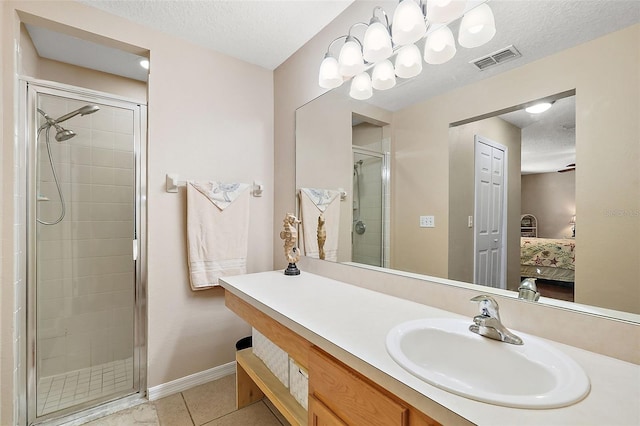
[518,278,541,301]
[469,295,523,345]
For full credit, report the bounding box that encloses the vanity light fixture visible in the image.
[363,7,393,63]
[350,71,374,100]
[424,25,457,64]
[139,59,150,70]
[318,0,497,99]
[338,33,366,77]
[525,102,554,114]
[372,59,397,90]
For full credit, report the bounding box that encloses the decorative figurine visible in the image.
[280,213,301,275]
[317,214,326,260]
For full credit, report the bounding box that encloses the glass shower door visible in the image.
[352,151,385,267]
[29,86,142,421]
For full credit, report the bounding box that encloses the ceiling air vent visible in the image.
[471,45,521,71]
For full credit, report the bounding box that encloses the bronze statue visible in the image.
[280,213,301,275]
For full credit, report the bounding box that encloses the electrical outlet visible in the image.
[419,215,435,228]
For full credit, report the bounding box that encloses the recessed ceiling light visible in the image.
[139,59,150,70]
[525,102,553,114]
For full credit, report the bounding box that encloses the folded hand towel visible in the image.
[187,182,250,290]
[300,188,340,212]
[299,188,341,261]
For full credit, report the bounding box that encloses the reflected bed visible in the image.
[520,237,576,283]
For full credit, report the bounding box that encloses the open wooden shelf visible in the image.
[236,348,307,426]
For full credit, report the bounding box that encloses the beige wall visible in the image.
[2,2,274,423]
[522,172,576,239]
[448,117,521,289]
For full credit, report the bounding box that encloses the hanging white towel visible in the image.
[187,181,250,290]
[299,188,341,261]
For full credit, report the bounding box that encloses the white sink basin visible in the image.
[386,318,590,408]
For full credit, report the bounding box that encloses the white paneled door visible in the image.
[474,136,507,289]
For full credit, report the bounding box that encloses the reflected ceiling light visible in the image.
[525,102,553,114]
[349,72,373,100]
[458,3,496,48]
[363,7,393,63]
[424,25,456,64]
[318,0,498,100]
[392,0,427,46]
[426,0,467,24]
[372,60,396,90]
[139,59,150,70]
[395,44,423,79]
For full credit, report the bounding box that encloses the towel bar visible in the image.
[166,173,264,197]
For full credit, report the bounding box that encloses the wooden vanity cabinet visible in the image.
[225,290,440,426]
[309,347,439,426]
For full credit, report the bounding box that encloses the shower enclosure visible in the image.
[352,148,389,267]
[23,81,146,424]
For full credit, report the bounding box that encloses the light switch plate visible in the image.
[420,215,435,228]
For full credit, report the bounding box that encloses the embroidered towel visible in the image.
[299,188,341,261]
[187,181,250,290]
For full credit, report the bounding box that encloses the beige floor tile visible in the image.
[154,393,193,426]
[203,401,283,426]
[82,403,159,426]
[182,375,236,425]
[263,398,291,426]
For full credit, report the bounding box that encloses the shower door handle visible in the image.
[132,239,138,261]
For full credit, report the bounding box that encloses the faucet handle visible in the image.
[470,294,501,320]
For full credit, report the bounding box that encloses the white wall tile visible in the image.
[90,130,115,150]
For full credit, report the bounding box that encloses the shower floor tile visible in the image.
[37,357,133,417]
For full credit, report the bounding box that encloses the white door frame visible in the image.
[473,135,508,289]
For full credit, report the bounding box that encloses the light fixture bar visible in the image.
[319,0,495,99]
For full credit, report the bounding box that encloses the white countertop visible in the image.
[220,270,640,426]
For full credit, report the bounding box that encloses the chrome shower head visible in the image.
[54,125,76,142]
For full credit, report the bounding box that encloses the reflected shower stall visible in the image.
[24,81,146,423]
[352,148,389,267]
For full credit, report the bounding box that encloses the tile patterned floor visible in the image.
[39,358,134,416]
[81,374,289,426]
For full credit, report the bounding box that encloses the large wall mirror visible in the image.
[296,1,639,319]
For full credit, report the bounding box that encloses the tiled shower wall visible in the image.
[36,95,134,378]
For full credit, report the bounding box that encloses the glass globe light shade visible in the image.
[372,60,397,90]
[423,25,456,64]
[395,44,423,79]
[363,20,393,63]
[458,3,496,48]
[391,0,427,46]
[426,0,467,24]
[318,55,343,89]
[338,37,365,77]
[349,72,373,100]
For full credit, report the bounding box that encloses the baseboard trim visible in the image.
[147,361,236,401]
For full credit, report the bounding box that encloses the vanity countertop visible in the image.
[220,270,640,426]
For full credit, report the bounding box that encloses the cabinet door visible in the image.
[310,347,409,426]
[309,395,348,426]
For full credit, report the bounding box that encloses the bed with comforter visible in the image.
[520,237,575,283]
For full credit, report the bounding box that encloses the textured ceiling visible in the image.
[77,0,354,70]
